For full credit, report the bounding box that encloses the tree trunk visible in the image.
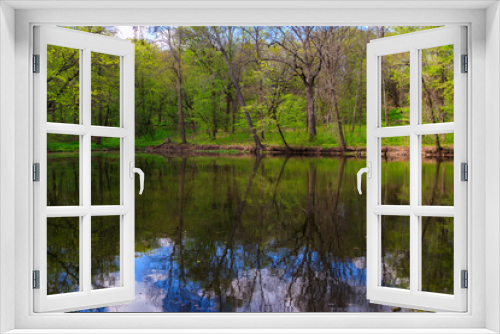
[168,27,187,144]
[306,84,317,142]
[231,102,236,134]
[332,90,347,150]
[176,53,187,144]
[271,107,291,150]
[382,62,389,127]
[255,31,265,140]
[259,78,264,140]
[422,77,443,151]
[212,90,217,139]
[351,44,366,132]
[225,91,232,132]
[217,39,263,151]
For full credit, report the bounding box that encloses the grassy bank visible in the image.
[47,125,454,152]
[47,135,165,152]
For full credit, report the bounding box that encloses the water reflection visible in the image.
[46,153,453,312]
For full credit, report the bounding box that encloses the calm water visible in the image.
[46,152,454,312]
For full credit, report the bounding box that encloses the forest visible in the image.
[47,26,454,152]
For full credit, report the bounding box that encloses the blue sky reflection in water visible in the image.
[48,153,453,312]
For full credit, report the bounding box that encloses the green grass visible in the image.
[167,125,368,148]
[167,125,453,148]
[196,150,242,154]
[47,125,454,152]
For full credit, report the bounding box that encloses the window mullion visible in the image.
[409,47,420,295]
[82,47,92,294]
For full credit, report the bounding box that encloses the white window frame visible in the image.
[365,26,467,312]
[33,26,136,313]
[0,1,499,333]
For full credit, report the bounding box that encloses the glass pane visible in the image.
[47,217,80,295]
[422,134,454,206]
[47,45,80,124]
[381,137,410,205]
[421,45,454,124]
[421,217,454,294]
[381,52,410,127]
[381,215,410,290]
[91,52,120,127]
[91,216,121,290]
[91,137,121,205]
[47,134,80,206]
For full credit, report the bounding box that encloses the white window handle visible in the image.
[129,162,144,195]
[357,162,371,195]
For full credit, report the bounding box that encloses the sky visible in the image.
[114,26,135,40]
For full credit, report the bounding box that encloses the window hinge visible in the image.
[33,270,40,289]
[461,54,468,73]
[33,163,40,182]
[461,270,468,289]
[33,54,40,73]
[461,162,468,182]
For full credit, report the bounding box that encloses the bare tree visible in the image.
[243,26,266,140]
[208,26,264,151]
[351,27,372,131]
[164,26,187,144]
[321,26,350,150]
[266,26,326,142]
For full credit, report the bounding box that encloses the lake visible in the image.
[46,152,454,312]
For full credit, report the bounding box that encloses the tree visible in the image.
[267,26,326,142]
[164,26,188,144]
[243,26,267,140]
[320,26,350,150]
[49,26,450,152]
[208,26,264,151]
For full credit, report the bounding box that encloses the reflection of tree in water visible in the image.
[381,216,410,290]
[47,153,80,206]
[46,154,452,312]
[47,217,80,295]
[91,216,121,290]
[422,158,454,206]
[91,153,121,206]
[421,217,454,294]
[47,153,122,296]
[380,157,454,293]
[86,155,396,312]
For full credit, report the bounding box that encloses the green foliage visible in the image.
[91,52,120,127]
[48,26,453,151]
[47,45,80,124]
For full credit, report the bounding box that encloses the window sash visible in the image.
[32,26,136,313]
[366,26,467,312]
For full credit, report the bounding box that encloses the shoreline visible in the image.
[47,143,454,159]
[146,142,454,158]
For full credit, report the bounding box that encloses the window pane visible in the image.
[47,134,80,206]
[47,217,80,295]
[91,52,120,127]
[47,45,80,124]
[421,45,454,124]
[422,134,454,206]
[91,216,121,290]
[381,52,410,127]
[381,215,410,290]
[91,138,121,205]
[381,137,410,205]
[421,217,454,294]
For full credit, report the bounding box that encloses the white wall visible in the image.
[0,2,16,333]
[486,2,500,333]
[4,4,493,332]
